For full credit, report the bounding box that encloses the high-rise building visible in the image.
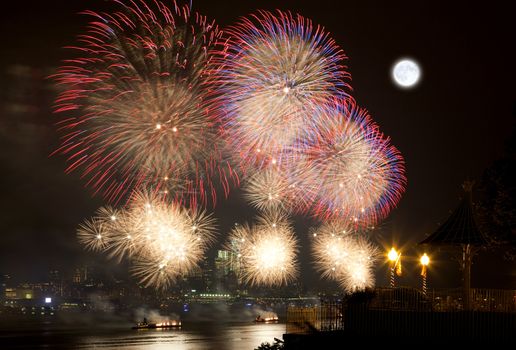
[214,250,230,278]
[49,270,60,282]
[214,249,242,293]
[48,269,63,297]
[72,266,89,284]
[0,274,10,301]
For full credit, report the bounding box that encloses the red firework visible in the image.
[51,0,237,207]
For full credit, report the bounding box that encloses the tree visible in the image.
[255,338,284,350]
[477,114,516,259]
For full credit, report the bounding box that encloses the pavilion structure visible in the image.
[420,181,489,310]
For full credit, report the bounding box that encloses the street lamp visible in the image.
[387,248,400,288]
[420,253,430,296]
[388,248,398,262]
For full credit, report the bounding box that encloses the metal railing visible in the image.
[351,287,516,313]
[286,287,516,338]
[286,306,320,334]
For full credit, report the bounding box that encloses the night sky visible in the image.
[0,0,514,289]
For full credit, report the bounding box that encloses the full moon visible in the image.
[392,59,421,88]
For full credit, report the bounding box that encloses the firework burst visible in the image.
[312,221,378,293]
[211,10,350,169]
[242,168,302,212]
[52,0,235,206]
[295,99,406,225]
[77,190,216,288]
[338,236,378,292]
[77,217,110,252]
[311,221,357,280]
[227,210,298,286]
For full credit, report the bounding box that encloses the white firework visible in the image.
[77,190,216,288]
[312,222,378,293]
[243,168,300,212]
[227,210,299,286]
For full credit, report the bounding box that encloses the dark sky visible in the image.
[0,0,514,289]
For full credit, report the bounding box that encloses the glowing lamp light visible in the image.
[45,297,52,303]
[420,253,430,266]
[388,248,398,262]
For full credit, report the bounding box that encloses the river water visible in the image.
[0,320,285,349]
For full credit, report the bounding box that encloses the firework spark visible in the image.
[312,222,378,293]
[295,99,406,225]
[77,217,110,252]
[211,10,350,169]
[52,0,235,206]
[78,190,216,288]
[227,211,298,286]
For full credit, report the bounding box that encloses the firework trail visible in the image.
[294,99,406,225]
[226,210,298,286]
[210,10,350,170]
[78,190,216,289]
[312,221,378,293]
[52,0,236,206]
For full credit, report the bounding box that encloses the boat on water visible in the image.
[132,319,181,330]
[254,315,279,323]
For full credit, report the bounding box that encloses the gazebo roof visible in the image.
[420,184,488,246]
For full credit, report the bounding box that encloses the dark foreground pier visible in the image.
[283,287,516,348]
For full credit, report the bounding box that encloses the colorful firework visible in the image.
[227,210,299,286]
[63,2,408,292]
[52,0,235,206]
[312,222,378,293]
[211,10,350,169]
[77,190,216,288]
[295,99,406,225]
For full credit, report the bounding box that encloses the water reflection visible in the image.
[50,323,285,350]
